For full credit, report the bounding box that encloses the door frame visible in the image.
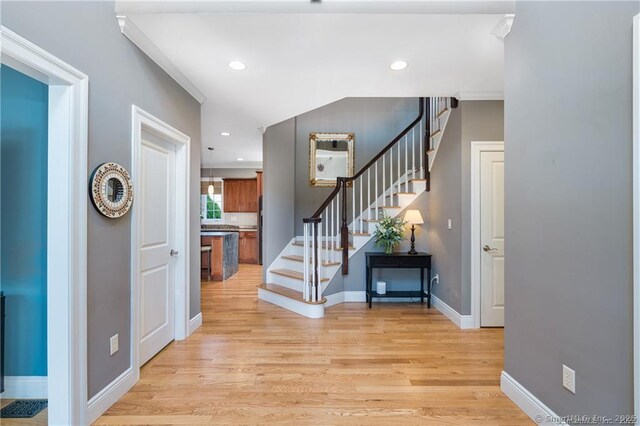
[470,141,504,329]
[0,26,89,424]
[632,12,639,420]
[130,106,191,378]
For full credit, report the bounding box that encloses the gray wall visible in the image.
[428,101,504,314]
[2,1,202,399]
[325,191,431,296]
[504,1,637,416]
[263,118,296,279]
[201,168,261,179]
[294,97,419,234]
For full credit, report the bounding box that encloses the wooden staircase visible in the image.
[259,97,457,318]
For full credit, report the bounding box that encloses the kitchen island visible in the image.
[201,231,239,281]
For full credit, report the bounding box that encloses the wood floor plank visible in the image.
[96,264,531,425]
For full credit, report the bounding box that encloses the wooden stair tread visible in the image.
[281,255,341,267]
[271,268,330,282]
[363,219,380,223]
[385,192,416,198]
[410,179,427,182]
[437,108,449,117]
[292,241,354,250]
[430,129,442,137]
[258,283,327,305]
[352,232,370,236]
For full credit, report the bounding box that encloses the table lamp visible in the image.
[404,209,424,255]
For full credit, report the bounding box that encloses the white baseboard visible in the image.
[431,295,475,329]
[324,292,345,307]
[500,371,568,426]
[189,312,203,335]
[0,376,47,399]
[87,367,136,424]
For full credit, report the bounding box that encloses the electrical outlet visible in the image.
[447,219,452,230]
[563,364,575,393]
[110,334,119,356]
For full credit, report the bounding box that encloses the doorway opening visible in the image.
[0,26,89,425]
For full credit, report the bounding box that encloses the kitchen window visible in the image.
[201,179,223,222]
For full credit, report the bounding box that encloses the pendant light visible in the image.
[207,147,215,199]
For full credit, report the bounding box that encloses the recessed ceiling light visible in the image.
[220,132,230,136]
[390,61,408,71]
[237,157,244,161]
[228,61,246,71]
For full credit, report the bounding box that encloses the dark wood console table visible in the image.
[365,252,432,309]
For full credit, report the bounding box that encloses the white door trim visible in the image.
[131,106,191,380]
[470,141,504,329]
[0,26,89,425]
[632,12,639,421]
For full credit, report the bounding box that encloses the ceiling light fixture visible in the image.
[220,132,230,136]
[237,157,244,161]
[228,61,246,71]
[390,60,408,71]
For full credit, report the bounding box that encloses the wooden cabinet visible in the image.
[238,231,258,264]
[223,178,257,212]
[256,171,263,198]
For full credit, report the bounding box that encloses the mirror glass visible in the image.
[106,177,124,203]
[309,133,354,186]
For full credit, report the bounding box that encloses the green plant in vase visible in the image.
[373,215,406,255]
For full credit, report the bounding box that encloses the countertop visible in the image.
[201,231,238,237]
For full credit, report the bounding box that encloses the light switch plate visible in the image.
[110,334,119,356]
[562,364,575,393]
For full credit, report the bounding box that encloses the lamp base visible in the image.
[408,225,418,255]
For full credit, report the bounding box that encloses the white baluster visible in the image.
[412,127,416,182]
[375,161,379,220]
[389,147,393,207]
[330,199,334,263]
[352,178,356,234]
[383,153,386,208]
[303,223,308,301]
[367,168,371,222]
[420,118,424,179]
[359,176,363,233]
[311,222,316,302]
[404,134,408,191]
[336,192,340,253]
[397,143,400,195]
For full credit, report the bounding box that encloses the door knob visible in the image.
[170,249,179,257]
[483,245,498,253]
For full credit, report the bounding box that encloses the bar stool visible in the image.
[201,246,212,280]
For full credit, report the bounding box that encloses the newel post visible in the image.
[339,178,349,275]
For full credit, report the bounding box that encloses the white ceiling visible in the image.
[127,12,505,168]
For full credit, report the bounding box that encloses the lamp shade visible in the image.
[404,209,424,225]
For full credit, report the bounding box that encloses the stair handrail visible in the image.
[299,97,456,304]
[308,98,426,220]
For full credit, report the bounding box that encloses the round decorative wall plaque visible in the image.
[89,162,133,218]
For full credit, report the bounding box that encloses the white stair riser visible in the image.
[258,288,324,319]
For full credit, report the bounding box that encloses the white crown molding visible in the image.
[116,15,207,104]
[456,91,504,101]
[491,13,515,40]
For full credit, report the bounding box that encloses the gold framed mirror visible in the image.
[309,132,355,186]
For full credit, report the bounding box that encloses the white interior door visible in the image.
[480,150,505,327]
[139,133,176,365]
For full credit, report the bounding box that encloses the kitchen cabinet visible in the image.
[238,231,258,264]
[223,178,257,212]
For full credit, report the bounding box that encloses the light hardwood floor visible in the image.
[95,264,531,425]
